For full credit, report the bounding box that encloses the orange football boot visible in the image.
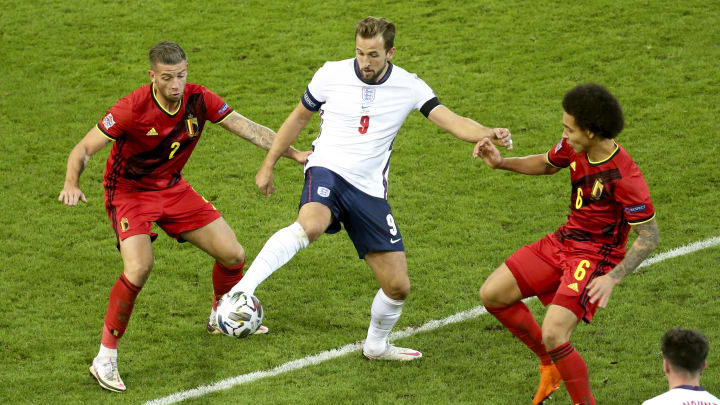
[533,364,562,404]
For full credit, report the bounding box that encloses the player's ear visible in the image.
[663,359,671,374]
[148,69,155,83]
[386,47,395,60]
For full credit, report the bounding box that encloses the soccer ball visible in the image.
[216,291,264,338]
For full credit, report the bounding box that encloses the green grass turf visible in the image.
[0,0,718,403]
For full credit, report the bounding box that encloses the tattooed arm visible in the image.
[219,111,309,163]
[587,218,660,308]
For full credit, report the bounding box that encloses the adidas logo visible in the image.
[146,128,158,136]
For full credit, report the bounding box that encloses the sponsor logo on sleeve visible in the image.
[554,140,563,153]
[102,113,115,130]
[217,103,229,115]
[624,204,647,214]
[317,186,330,198]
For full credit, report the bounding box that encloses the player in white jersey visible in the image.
[225,16,512,360]
[643,328,718,405]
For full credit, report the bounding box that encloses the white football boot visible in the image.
[362,343,422,361]
[206,310,269,335]
[89,356,126,392]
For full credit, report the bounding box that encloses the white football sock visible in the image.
[231,222,310,295]
[97,344,117,359]
[363,288,405,356]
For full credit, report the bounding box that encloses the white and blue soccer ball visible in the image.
[216,291,264,338]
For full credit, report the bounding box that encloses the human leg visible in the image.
[543,304,594,405]
[180,217,245,308]
[361,251,420,361]
[481,238,570,404]
[231,202,330,295]
[480,262,553,366]
[91,234,154,392]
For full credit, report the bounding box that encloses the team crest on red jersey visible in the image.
[120,217,129,232]
[186,114,199,138]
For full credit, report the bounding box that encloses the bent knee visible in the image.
[542,328,571,350]
[479,280,510,308]
[217,245,246,268]
[385,281,410,301]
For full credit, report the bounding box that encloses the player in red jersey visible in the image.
[58,41,309,392]
[475,83,660,405]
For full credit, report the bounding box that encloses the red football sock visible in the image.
[549,341,595,405]
[101,273,142,349]
[486,303,552,365]
[212,261,244,310]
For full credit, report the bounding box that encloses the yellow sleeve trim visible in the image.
[629,213,655,226]
[215,110,234,124]
[96,124,117,141]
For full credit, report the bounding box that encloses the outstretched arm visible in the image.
[587,218,661,308]
[428,105,513,149]
[255,102,315,196]
[58,126,111,206]
[219,111,310,164]
[473,137,561,175]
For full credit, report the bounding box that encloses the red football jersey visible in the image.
[545,137,655,259]
[97,83,233,192]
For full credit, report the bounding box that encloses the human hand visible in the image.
[473,138,503,169]
[58,185,87,206]
[255,166,276,196]
[293,150,312,164]
[491,128,513,150]
[587,274,620,308]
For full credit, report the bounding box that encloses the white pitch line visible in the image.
[637,236,720,269]
[146,236,720,405]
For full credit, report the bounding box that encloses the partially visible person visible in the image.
[643,328,718,405]
[475,83,660,404]
[58,41,308,392]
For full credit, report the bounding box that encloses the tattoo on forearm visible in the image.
[608,219,660,282]
[224,113,275,150]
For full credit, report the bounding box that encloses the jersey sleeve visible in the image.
[96,96,132,140]
[202,87,234,123]
[410,75,439,114]
[615,167,655,225]
[545,137,571,168]
[302,63,329,112]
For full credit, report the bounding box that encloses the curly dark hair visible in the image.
[562,83,624,139]
[662,328,709,373]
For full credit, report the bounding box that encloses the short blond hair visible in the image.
[355,17,395,51]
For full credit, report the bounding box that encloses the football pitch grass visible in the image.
[1,1,719,404]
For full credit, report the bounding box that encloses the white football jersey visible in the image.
[642,386,719,404]
[302,58,439,199]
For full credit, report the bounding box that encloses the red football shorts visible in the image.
[505,233,617,323]
[105,179,222,242]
